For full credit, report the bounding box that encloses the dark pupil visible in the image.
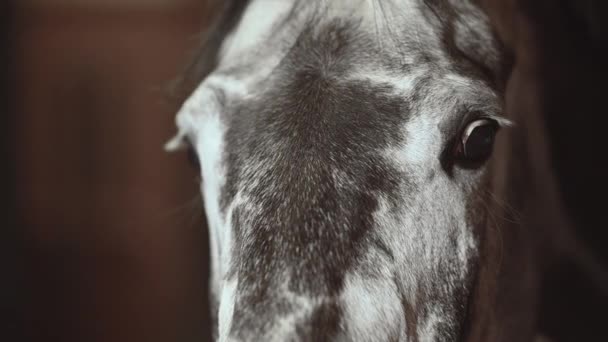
[464,124,496,162]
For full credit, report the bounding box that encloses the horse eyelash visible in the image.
[165,131,188,152]
[486,114,515,128]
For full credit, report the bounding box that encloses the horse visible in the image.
[167,0,541,340]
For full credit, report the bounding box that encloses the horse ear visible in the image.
[164,131,187,152]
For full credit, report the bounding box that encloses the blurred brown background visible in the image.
[6,1,214,341]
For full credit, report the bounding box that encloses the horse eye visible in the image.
[186,142,200,172]
[455,119,498,166]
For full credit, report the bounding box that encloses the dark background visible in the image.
[3,1,214,341]
[2,0,22,340]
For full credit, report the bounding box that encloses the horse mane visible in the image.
[170,0,251,103]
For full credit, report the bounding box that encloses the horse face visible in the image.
[170,0,508,340]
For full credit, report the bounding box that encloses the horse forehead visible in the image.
[222,0,426,49]
[215,0,451,270]
[217,0,442,198]
[219,0,439,75]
